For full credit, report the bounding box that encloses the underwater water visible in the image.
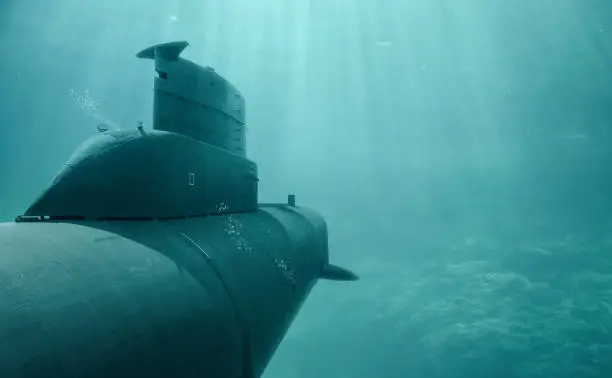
[1,0,612,377]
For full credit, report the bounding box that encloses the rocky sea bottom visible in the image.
[268,221,612,378]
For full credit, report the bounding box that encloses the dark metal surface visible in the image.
[0,205,329,378]
[25,41,254,220]
[138,41,247,156]
[24,130,257,219]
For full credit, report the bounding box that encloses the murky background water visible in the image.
[1,1,612,376]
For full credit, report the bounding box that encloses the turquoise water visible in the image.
[1,1,611,377]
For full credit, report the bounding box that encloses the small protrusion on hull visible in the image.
[320,264,359,281]
[137,120,146,135]
[287,194,296,207]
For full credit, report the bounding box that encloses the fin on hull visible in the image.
[320,264,359,281]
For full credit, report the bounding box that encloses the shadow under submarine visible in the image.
[0,41,358,378]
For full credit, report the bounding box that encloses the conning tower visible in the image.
[22,41,258,220]
[137,41,246,156]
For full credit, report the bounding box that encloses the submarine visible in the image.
[0,41,357,378]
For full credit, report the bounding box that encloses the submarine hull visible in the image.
[0,205,328,378]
